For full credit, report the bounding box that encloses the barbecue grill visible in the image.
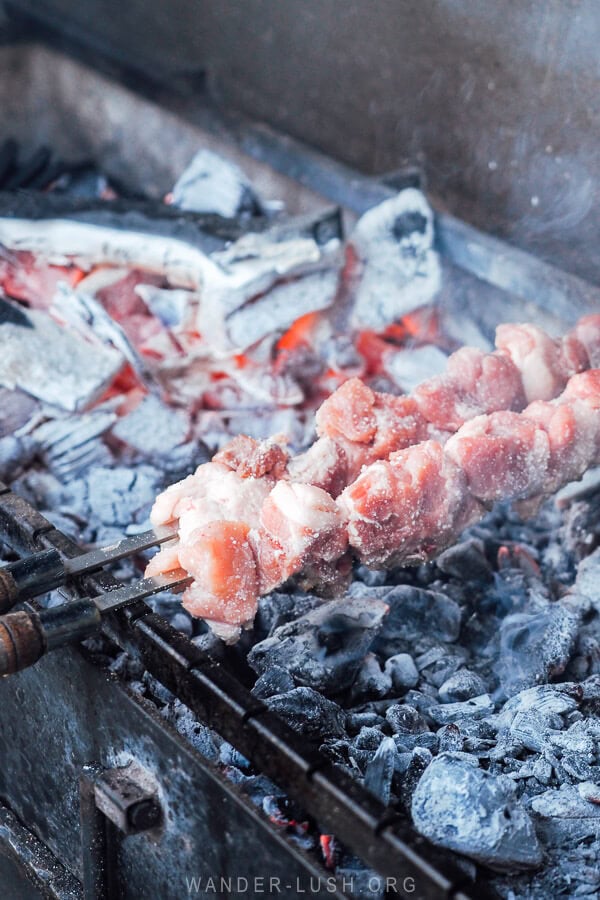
[0,5,599,900]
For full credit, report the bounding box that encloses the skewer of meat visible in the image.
[147,317,600,640]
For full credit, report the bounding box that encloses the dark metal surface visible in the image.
[4,0,600,286]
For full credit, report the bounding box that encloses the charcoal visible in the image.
[394,731,439,753]
[219,742,250,770]
[348,188,441,330]
[264,687,346,738]
[169,612,193,637]
[438,723,465,752]
[531,783,600,847]
[84,465,159,527]
[401,747,432,812]
[0,387,38,436]
[169,711,219,761]
[170,149,264,218]
[225,771,281,806]
[497,684,581,731]
[346,712,386,735]
[436,538,493,582]
[384,344,448,393]
[375,587,461,660]
[353,727,385,751]
[226,270,338,350]
[428,694,494,725]
[415,643,469,688]
[349,653,392,703]
[354,565,388,587]
[253,591,323,639]
[438,668,487,703]
[364,736,397,805]
[0,435,32,480]
[247,595,388,694]
[494,600,581,696]
[251,666,295,700]
[134,284,195,328]
[52,282,152,385]
[112,395,189,458]
[31,411,116,480]
[412,752,542,870]
[385,704,429,736]
[532,755,554,786]
[0,306,123,411]
[575,549,600,610]
[384,653,419,691]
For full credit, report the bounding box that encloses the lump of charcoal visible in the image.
[384,653,419,691]
[353,726,385,751]
[428,694,494,725]
[438,668,487,703]
[415,642,468,688]
[253,591,323,640]
[349,653,392,702]
[354,565,388,587]
[346,711,386,735]
[531,782,600,847]
[401,747,432,812]
[385,704,429,736]
[412,752,542,870]
[251,666,295,700]
[265,687,346,739]
[497,683,581,731]
[376,587,461,653]
[170,148,264,218]
[494,599,582,697]
[0,387,38,436]
[112,395,190,459]
[364,736,397,805]
[85,465,160,526]
[575,549,600,611]
[437,723,465,752]
[436,538,493,583]
[247,595,388,695]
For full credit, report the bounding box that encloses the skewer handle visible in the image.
[0,600,100,676]
[0,550,65,612]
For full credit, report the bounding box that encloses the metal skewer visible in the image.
[0,571,193,676]
[0,525,178,612]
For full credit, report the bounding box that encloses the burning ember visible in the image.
[2,146,600,899]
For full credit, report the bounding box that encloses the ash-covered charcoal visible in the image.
[493,597,582,696]
[384,653,419,691]
[0,305,123,411]
[252,591,324,639]
[111,395,190,459]
[349,654,392,703]
[384,344,449,393]
[531,782,600,847]
[30,410,116,480]
[363,736,397,805]
[247,595,389,695]
[374,586,462,653]
[225,268,338,350]
[385,704,429,737]
[438,668,487,702]
[169,149,266,219]
[0,387,38,436]
[251,666,295,700]
[264,687,346,739]
[83,465,160,529]
[411,752,543,870]
[346,188,441,330]
[574,548,600,611]
[427,694,494,725]
[436,538,494,583]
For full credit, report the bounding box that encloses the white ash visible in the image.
[384,344,449,393]
[346,188,441,330]
[111,395,189,459]
[0,306,123,411]
[170,149,265,219]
